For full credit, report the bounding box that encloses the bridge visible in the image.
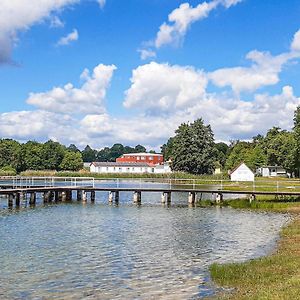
[1,176,300,208]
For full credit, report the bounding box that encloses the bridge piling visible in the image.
[8,194,14,208]
[82,190,87,202]
[77,190,82,201]
[216,193,223,204]
[91,191,96,202]
[133,191,141,203]
[161,192,171,204]
[249,194,256,203]
[188,192,197,204]
[15,192,20,207]
[29,192,36,205]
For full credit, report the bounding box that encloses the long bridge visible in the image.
[1,176,300,208]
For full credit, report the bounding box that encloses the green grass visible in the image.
[209,217,300,300]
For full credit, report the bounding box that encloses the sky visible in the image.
[1,0,300,150]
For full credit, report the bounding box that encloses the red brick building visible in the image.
[116,153,164,165]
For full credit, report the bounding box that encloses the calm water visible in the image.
[0,187,290,299]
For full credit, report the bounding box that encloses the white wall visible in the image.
[231,164,254,182]
[90,164,171,174]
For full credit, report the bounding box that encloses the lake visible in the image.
[0,184,290,299]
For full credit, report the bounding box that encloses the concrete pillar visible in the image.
[8,194,14,208]
[188,192,197,204]
[161,192,171,204]
[216,193,223,204]
[82,190,87,202]
[133,191,141,203]
[29,192,36,205]
[91,191,96,202]
[249,194,256,203]
[77,190,82,201]
[15,192,20,207]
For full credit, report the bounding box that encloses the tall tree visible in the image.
[82,145,97,162]
[293,106,300,176]
[171,119,216,174]
[60,151,83,171]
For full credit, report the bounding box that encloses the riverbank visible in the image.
[209,202,300,299]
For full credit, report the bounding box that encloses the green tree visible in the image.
[42,140,66,170]
[134,144,146,153]
[60,151,83,171]
[161,137,175,161]
[293,106,300,176]
[171,118,216,174]
[22,141,45,170]
[67,144,80,153]
[82,145,97,162]
[0,139,23,171]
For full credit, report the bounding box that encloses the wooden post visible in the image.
[77,190,82,201]
[161,192,171,204]
[216,193,223,204]
[61,191,67,202]
[8,194,14,208]
[54,191,59,202]
[91,191,95,202]
[82,190,87,202]
[115,191,119,203]
[188,192,196,204]
[133,191,141,203]
[15,192,20,207]
[108,191,114,203]
[29,192,36,205]
[249,194,256,203]
[43,191,50,203]
[66,190,72,201]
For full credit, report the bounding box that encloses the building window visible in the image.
[149,156,153,160]
[119,167,122,172]
[152,168,155,173]
[141,156,145,160]
[137,156,140,160]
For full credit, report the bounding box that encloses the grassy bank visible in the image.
[209,201,300,300]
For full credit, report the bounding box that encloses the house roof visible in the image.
[91,162,151,167]
[229,162,254,175]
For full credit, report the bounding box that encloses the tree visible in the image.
[42,140,65,170]
[161,137,175,161]
[134,144,146,153]
[293,106,300,176]
[215,142,229,168]
[82,145,97,162]
[60,151,83,171]
[0,139,24,172]
[67,144,80,153]
[170,118,217,174]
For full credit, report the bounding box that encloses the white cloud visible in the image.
[209,50,292,93]
[0,0,79,63]
[0,0,105,64]
[291,29,300,52]
[138,49,156,60]
[50,16,65,28]
[154,0,242,49]
[124,62,207,114]
[56,29,79,46]
[97,0,106,8]
[27,64,117,114]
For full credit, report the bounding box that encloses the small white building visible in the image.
[257,166,287,177]
[230,162,254,182]
[90,162,171,174]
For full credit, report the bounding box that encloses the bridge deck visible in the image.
[1,186,300,196]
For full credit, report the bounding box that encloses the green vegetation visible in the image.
[210,216,300,300]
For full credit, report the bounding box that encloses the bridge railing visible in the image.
[1,176,300,193]
[0,176,95,189]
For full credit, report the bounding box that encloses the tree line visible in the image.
[161,106,300,176]
[0,140,150,173]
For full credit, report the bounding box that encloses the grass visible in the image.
[209,217,300,300]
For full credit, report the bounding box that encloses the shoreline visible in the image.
[208,202,300,299]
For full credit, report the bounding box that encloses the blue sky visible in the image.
[1,0,300,149]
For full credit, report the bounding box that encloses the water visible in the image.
[0,187,290,299]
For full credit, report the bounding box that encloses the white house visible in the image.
[230,162,254,182]
[257,166,287,177]
[90,162,171,174]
